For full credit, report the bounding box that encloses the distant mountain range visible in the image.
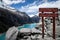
[30,15,40,23]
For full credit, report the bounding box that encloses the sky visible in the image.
[2,0,60,17]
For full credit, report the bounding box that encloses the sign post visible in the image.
[39,8,58,39]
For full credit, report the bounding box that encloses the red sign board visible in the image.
[39,13,58,17]
[39,8,58,12]
[39,8,58,39]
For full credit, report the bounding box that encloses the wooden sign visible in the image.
[39,8,58,39]
[39,13,58,17]
[39,8,58,12]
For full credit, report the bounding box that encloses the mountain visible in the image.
[0,5,40,33]
[30,15,40,23]
[0,7,30,33]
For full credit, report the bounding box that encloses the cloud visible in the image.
[19,1,38,15]
[19,0,60,16]
[38,0,60,8]
[3,0,25,5]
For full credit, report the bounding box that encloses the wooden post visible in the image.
[42,17,44,38]
[53,13,56,39]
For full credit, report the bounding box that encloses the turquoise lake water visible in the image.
[0,23,36,40]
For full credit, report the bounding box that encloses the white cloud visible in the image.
[19,1,38,15]
[38,1,60,8]
[28,13,39,17]
[3,0,25,5]
[28,15,35,17]
[19,0,60,17]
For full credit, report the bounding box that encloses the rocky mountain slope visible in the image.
[0,6,40,33]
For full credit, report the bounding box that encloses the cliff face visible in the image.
[0,7,30,33]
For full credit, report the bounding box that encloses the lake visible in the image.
[0,23,36,40]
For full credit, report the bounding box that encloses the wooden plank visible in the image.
[39,13,58,17]
[39,8,58,12]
